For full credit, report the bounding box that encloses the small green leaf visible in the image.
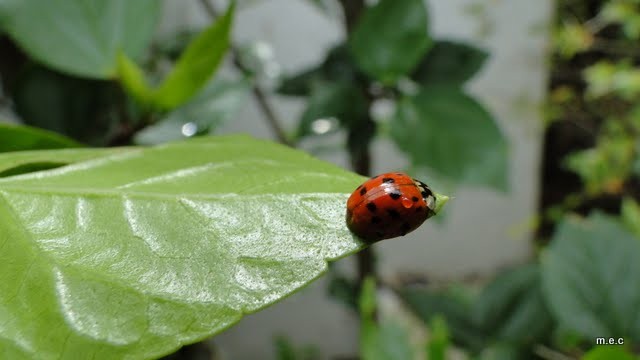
[116,51,153,105]
[349,0,432,84]
[541,213,640,341]
[297,81,367,138]
[622,197,640,239]
[152,5,234,110]
[477,343,523,360]
[554,22,594,58]
[274,336,320,360]
[360,278,415,360]
[0,123,82,152]
[582,346,637,360]
[0,0,160,78]
[426,315,450,360]
[411,40,488,86]
[359,277,377,320]
[0,135,366,359]
[400,286,487,352]
[134,78,250,145]
[391,86,508,191]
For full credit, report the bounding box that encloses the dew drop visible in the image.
[401,198,413,209]
[311,117,337,135]
[181,122,198,137]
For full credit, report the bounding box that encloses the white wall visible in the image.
[161,0,553,358]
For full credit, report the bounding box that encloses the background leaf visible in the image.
[426,315,450,360]
[277,44,361,97]
[621,197,640,238]
[411,40,488,86]
[348,0,431,84]
[472,263,553,345]
[0,123,82,152]
[152,5,233,110]
[400,285,487,352]
[0,135,366,359]
[359,278,415,360]
[297,80,367,138]
[391,86,508,191]
[582,346,637,360]
[134,78,250,145]
[541,213,640,341]
[0,0,160,78]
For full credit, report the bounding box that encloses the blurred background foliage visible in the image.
[0,0,638,359]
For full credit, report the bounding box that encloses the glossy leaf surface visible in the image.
[0,135,365,359]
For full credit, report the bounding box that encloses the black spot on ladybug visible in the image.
[421,190,428,198]
[389,192,401,200]
[387,209,400,219]
[366,202,377,213]
[412,196,419,202]
[401,222,411,235]
[382,177,395,183]
[360,187,367,196]
[371,216,382,224]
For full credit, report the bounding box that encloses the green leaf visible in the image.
[0,123,82,152]
[274,336,298,360]
[152,5,233,110]
[278,44,361,97]
[297,81,367,138]
[622,197,640,239]
[400,286,487,352]
[472,263,553,345]
[426,315,450,360]
[116,51,153,105]
[582,346,637,360]
[477,343,523,360]
[0,0,160,79]
[274,335,320,360]
[359,279,415,360]
[0,135,366,359]
[348,0,432,84]
[134,78,250,145]
[391,86,508,191]
[541,213,640,341]
[411,40,488,86]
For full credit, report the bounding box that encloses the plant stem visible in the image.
[198,0,292,146]
[337,0,378,288]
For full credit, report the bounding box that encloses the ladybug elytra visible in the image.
[346,172,438,242]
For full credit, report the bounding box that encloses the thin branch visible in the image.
[198,0,292,146]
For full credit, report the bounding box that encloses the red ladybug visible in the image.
[346,172,437,241]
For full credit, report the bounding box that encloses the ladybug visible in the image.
[346,172,437,242]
